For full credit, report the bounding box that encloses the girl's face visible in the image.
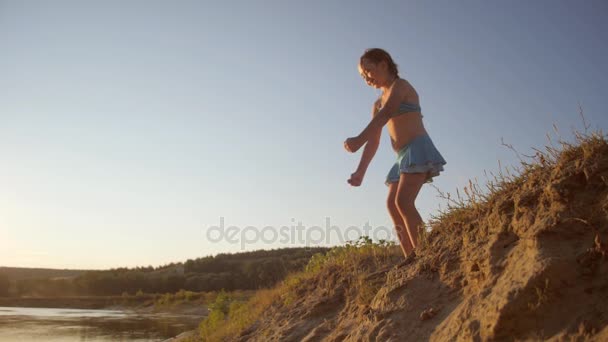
[358,58,388,89]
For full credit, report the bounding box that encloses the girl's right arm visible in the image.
[348,99,383,186]
[344,80,404,152]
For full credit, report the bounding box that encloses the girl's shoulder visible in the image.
[395,77,418,99]
[395,77,411,91]
[381,78,409,103]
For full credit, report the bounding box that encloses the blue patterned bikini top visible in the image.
[380,102,423,118]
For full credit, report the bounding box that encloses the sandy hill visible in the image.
[194,130,608,342]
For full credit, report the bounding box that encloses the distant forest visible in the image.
[0,247,329,297]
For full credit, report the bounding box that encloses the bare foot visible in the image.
[395,251,417,268]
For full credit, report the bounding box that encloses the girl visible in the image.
[344,48,446,262]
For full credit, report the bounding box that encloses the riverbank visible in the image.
[0,296,128,309]
[0,295,209,316]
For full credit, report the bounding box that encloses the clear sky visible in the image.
[1,1,607,269]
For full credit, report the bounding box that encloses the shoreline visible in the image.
[0,296,127,310]
[0,296,209,316]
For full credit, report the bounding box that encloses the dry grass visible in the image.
[193,237,402,341]
[197,288,282,341]
[426,108,605,243]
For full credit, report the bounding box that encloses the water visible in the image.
[0,306,202,342]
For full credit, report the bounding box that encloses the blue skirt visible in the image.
[385,133,446,185]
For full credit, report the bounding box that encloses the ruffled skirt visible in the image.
[385,133,446,185]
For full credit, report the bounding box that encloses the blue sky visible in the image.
[1,1,607,269]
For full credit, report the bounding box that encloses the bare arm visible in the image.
[344,79,405,153]
[347,100,382,186]
[357,80,405,142]
[355,100,382,174]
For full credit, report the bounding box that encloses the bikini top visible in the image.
[379,102,423,118]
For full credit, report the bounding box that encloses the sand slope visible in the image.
[235,133,608,341]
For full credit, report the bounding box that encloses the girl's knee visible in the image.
[386,195,398,211]
[387,202,402,222]
[386,185,399,211]
[394,193,416,212]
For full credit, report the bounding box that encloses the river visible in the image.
[0,306,201,341]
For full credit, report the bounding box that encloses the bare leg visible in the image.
[387,182,414,258]
[395,172,427,250]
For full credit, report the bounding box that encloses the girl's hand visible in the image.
[347,170,364,187]
[344,136,365,153]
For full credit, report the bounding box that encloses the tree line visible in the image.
[0,247,329,297]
